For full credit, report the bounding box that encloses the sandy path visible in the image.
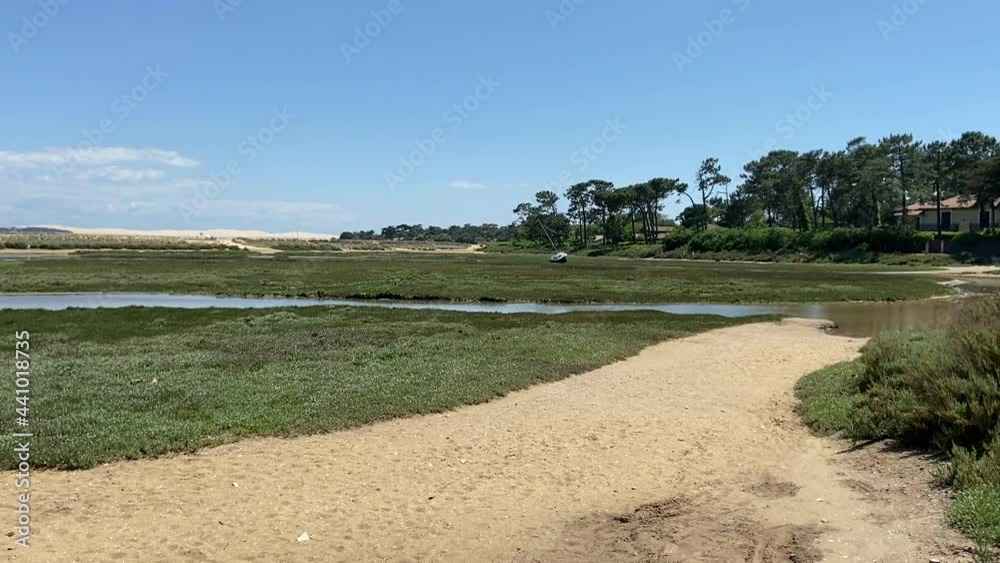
[875,265,1000,277]
[3,320,967,562]
[213,239,282,255]
[0,249,77,256]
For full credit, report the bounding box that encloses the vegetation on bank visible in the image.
[658,248,970,267]
[483,240,666,260]
[484,236,975,266]
[0,253,949,303]
[480,240,554,255]
[336,223,517,244]
[0,233,231,251]
[0,227,71,235]
[660,226,1000,264]
[666,226,932,254]
[0,307,765,469]
[246,238,471,252]
[796,299,1000,559]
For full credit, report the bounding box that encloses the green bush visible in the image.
[952,231,1000,260]
[661,228,698,251]
[849,331,945,441]
[808,227,868,253]
[866,226,929,253]
[954,232,984,247]
[847,301,1000,450]
[662,226,932,258]
[949,436,1000,491]
[911,299,1000,450]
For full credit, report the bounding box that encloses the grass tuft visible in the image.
[794,362,866,437]
[951,485,1000,562]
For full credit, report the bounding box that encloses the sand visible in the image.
[877,265,1000,277]
[2,320,971,562]
[0,249,78,256]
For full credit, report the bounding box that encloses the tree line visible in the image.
[341,131,1000,247]
[511,130,1000,248]
[726,131,1000,233]
[339,223,517,243]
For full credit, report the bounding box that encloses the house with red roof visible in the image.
[900,195,999,232]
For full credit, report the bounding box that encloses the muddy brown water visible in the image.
[780,299,968,337]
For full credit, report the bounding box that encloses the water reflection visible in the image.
[0,292,981,338]
[783,300,965,338]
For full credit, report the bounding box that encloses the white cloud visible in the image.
[0,146,354,232]
[448,180,488,191]
[77,166,167,183]
[171,178,215,189]
[0,147,199,169]
[0,147,203,211]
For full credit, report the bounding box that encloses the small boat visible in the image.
[536,219,568,264]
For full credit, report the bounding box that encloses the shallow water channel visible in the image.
[0,291,985,338]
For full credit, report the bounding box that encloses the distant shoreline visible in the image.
[12,225,337,240]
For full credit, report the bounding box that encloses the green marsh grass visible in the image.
[0,252,947,303]
[0,306,765,469]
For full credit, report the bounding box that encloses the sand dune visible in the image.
[25,225,337,240]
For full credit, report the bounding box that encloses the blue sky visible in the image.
[2,0,998,234]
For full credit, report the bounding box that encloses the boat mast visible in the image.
[536,218,559,253]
